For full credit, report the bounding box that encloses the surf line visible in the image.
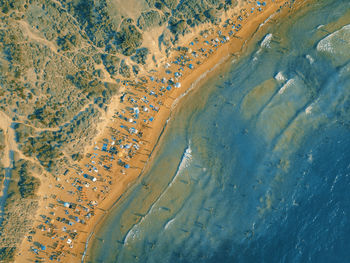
[119,56,234,248]
[171,54,230,111]
[81,116,172,262]
[82,35,241,263]
[82,55,230,261]
[81,189,127,262]
[123,141,192,246]
[83,31,249,263]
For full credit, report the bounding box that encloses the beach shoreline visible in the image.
[15,1,311,262]
[83,1,311,262]
[86,0,350,261]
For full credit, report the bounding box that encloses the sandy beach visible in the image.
[14,1,311,262]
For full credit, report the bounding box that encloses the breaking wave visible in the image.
[317,24,350,53]
[261,33,273,48]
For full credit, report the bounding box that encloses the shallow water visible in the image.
[88,1,350,262]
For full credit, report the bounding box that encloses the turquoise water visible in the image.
[88,1,350,262]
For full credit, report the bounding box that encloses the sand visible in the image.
[14,1,310,262]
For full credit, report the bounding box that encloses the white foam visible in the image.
[261,33,273,48]
[305,105,313,114]
[259,14,276,29]
[172,55,229,110]
[124,227,140,244]
[123,143,192,245]
[274,72,286,83]
[307,153,313,163]
[164,218,175,230]
[171,143,192,187]
[278,79,295,94]
[317,39,335,53]
[317,24,350,54]
[306,54,314,64]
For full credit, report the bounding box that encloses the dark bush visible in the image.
[119,60,131,78]
[131,48,149,65]
[0,247,16,262]
[102,54,120,75]
[115,23,143,56]
[137,10,165,30]
[18,173,40,198]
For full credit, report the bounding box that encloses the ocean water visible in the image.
[88,1,350,262]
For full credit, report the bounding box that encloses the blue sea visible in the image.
[87,1,350,262]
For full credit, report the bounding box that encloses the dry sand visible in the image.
[14,1,310,262]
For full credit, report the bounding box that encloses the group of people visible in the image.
[27,0,270,261]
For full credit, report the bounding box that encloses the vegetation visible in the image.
[57,33,80,51]
[137,10,166,30]
[0,247,16,262]
[116,21,143,56]
[0,0,240,260]
[0,158,40,258]
[6,159,40,200]
[119,60,131,78]
[18,172,40,199]
[0,128,4,151]
[102,54,120,76]
[131,48,149,65]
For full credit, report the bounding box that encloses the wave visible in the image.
[278,78,295,95]
[274,71,287,83]
[258,13,276,30]
[171,143,192,187]
[253,33,273,61]
[171,55,230,110]
[261,33,273,48]
[317,24,350,54]
[124,226,142,245]
[122,142,192,245]
[305,105,313,115]
[306,54,315,64]
[164,218,176,230]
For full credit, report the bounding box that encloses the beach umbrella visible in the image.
[125,164,130,169]
[175,82,181,88]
